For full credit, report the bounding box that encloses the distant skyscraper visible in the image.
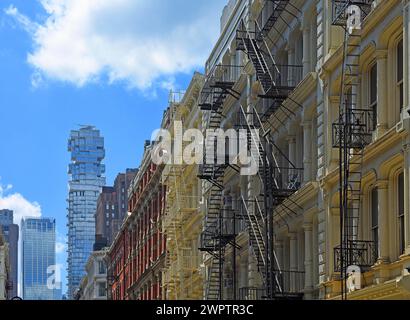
[21,217,57,300]
[67,125,106,299]
[0,209,19,298]
[95,169,137,247]
[0,209,13,225]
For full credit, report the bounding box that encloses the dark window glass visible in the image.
[398,39,403,82]
[398,172,405,254]
[370,64,377,130]
[398,39,404,113]
[371,188,379,255]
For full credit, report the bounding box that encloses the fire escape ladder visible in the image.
[330,0,376,300]
[205,251,225,300]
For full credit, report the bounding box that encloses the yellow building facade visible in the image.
[159,0,410,300]
[162,73,205,300]
[194,0,410,300]
[321,0,410,300]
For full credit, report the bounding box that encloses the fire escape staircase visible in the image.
[233,1,305,299]
[237,102,303,299]
[198,63,242,300]
[236,15,303,134]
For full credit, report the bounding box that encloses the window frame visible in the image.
[369,63,378,131]
[370,187,379,255]
[396,39,404,115]
[397,171,405,255]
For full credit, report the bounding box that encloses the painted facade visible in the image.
[162,74,205,300]
[107,143,166,300]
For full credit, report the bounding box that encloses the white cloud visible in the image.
[5,0,225,90]
[4,5,38,34]
[56,231,67,254]
[56,242,66,254]
[0,181,42,225]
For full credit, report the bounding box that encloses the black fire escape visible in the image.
[198,63,242,300]
[235,0,304,300]
[330,0,377,300]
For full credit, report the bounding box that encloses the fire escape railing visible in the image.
[334,240,378,272]
[239,270,305,300]
[332,108,375,148]
[332,0,374,26]
[199,63,242,111]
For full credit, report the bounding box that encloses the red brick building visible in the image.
[95,169,137,249]
[106,143,166,300]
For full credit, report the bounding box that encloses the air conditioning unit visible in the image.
[346,265,362,293]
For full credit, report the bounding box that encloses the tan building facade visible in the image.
[77,250,108,300]
[194,0,410,300]
[162,74,205,300]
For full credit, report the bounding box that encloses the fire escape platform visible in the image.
[262,71,317,134]
[272,181,320,226]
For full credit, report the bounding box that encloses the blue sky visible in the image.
[0,0,225,296]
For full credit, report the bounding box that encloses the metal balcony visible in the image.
[332,108,375,148]
[272,167,304,200]
[239,270,305,300]
[331,0,373,26]
[199,64,242,111]
[270,64,303,93]
[199,219,237,252]
[334,240,378,272]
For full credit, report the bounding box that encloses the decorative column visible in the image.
[287,135,297,186]
[303,222,313,299]
[376,180,389,263]
[328,95,340,169]
[240,257,248,295]
[302,121,312,183]
[274,239,284,270]
[376,50,388,137]
[287,136,296,165]
[289,233,298,292]
[287,45,296,86]
[248,251,259,288]
[302,22,311,77]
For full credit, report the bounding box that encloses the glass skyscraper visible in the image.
[21,217,57,300]
[67,125,106,299]
[0,209,19,298]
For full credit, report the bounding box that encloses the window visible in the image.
[98,282,106,297]
[397,39,404,114]
[98,261,106,274]
[398,172,405,254]
[371,188,379,255]
[369,64,377,130]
